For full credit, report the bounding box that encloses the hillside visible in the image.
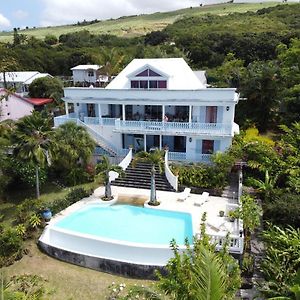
[0,2,283,42]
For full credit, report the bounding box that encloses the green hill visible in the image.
[0,2,283,42]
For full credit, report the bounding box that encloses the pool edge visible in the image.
[38,240,167,280]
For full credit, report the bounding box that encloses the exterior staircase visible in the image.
[111,162,175,192]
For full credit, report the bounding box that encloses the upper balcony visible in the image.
[54,114,237,137]
[114,119,234,136]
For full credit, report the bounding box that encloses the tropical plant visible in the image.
[53,122,95,185]
[247,170,278,200]
[96,156,124,200]
[259,225,300,298]
[234,194,262,251]
[12,111,55,198]
[132,150,164,206]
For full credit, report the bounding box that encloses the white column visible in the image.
[162,105,165,121]
[189,105,192,123]
[122,104,126,121]
[65,102,69,115]
[144,134,147,151]
[98,104,102,124]
[159,135,162,150]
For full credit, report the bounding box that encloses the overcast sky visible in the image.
[0,0,216,30]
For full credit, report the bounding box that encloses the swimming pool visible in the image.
[54,204,193,246]
[39,204,194,276]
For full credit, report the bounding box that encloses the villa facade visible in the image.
[55,58,240,163]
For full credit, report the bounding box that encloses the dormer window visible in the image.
[136,68,162,77]
[130,67,167,89]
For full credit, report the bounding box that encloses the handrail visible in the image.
[109,148,132,183]
[76,119,118,156]
[164,150,178,191]
[115,119,232,135]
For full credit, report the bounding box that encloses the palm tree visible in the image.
[132,150,164,206]
[96,155,124,200]
[12,111,54,198]
[54,122,95,169]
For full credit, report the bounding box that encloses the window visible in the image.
[158,80,167,88]
[136,68,162,77]
[205,106,217,123]
[140,80,148,89]
[202,140,214,154]
[149,80,157,88]
[131,80,139,88]
[88,70,94,77]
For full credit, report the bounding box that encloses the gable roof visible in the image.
[106,58,206,90]
[0,88,53,106]
[0,71,52,84]
[71,65,101,71]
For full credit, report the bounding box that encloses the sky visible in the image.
[0,0,215,31]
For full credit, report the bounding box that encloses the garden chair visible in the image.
[177,188,191,202]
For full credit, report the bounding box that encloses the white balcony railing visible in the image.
[84,117,117,126]
[115,119,232,135]
[168,152,211,163]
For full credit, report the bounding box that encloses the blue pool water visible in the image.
[54,205,193,245]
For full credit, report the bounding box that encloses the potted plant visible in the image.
[219,210,225,217]
[41,207,52,221]
[228,210,237,222]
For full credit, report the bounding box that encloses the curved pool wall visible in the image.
[38,204,192,278]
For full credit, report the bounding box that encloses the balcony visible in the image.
[168,152,212,163]
[115,119,232,136]
[54,115,233,137]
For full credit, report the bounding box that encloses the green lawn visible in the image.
[0,2,283,42]
[1,181,152,299]
[4,240,152,299]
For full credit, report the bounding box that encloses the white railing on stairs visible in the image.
[109,148,132,182]
[164,150,178,191]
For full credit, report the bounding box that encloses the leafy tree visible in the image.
[96,156,124,200]
[12,112,55,198]
[234,194,262,251]
[28,76,63,102]
[53,122,95,185]
[44,34,58,45]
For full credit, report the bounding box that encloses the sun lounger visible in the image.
[194,192,209,206]
[177,188,191,202]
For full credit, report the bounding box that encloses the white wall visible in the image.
[73,70,97,84]
[0,92,33,121]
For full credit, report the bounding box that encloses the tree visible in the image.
[12,112,54,198]
[132,150,164,206]
[28,76,63,102]
[53,122,95,185]
[234,194,262,251]
[96,156,124,200]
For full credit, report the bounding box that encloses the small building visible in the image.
[0,88,53,122]
[71,65,109,87]
[0,71,53,95]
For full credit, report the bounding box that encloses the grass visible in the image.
[0,2,283,42]
[3,240,152,299]
[1,180,153,298]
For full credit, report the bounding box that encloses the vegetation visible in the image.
[96,156,124,200]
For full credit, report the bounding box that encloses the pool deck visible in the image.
[93,185,243,253]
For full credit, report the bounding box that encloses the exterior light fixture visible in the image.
[189,137,192,143]
[226,106,230,111]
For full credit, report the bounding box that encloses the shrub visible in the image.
[64,187,90,204]
[263,191,300,227]
[0,228,23,266]
[16,198,42,223]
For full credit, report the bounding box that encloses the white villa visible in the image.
[55,58,240,163]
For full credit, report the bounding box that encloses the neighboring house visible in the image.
[55,58,240,163]
[71,65,109,87]
[0,71,53,95]
[0,88,53,122]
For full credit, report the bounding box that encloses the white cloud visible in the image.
[13,9,29,20]
[0,13,11,28]
[41,0,200,26]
